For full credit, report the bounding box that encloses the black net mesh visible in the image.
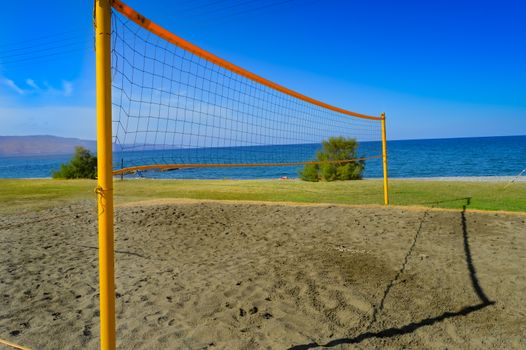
[111,11,382,178]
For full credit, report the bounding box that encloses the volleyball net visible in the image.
[110,0,385,177]
[95,1,388,349]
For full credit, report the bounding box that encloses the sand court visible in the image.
[1,200,525,349]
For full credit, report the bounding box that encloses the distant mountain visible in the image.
[0,135,97,156]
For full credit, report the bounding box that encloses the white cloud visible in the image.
[25,79,40,90]
[1,77,74,97]
[2,78,27,95]
[62,81,73,96]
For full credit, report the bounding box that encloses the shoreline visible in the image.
[384,176,525,182]
[1,175,525,182]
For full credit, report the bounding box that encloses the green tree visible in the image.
[299,137,364,181]
[52,146,97,179]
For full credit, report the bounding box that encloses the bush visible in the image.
[52,146,97,179]
[299,163,319,182]
[319,162,337,181]
[299,137,364,182]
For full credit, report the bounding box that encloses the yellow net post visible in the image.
[381,112,389,205]
[95,0,116,349]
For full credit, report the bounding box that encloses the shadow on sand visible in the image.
[289,197,495,350]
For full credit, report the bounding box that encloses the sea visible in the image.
[1,135,525,179]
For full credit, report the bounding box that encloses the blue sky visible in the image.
[0,0,524,140]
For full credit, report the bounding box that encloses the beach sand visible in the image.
[1,200,525,349]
